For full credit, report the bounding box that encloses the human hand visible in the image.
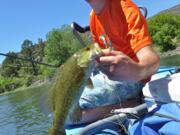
[97,49,142,82]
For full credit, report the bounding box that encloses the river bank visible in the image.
[0,80,52,96]
[158,47,180,58]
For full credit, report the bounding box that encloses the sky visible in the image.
[0,0,179,64]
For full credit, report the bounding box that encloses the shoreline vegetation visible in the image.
[0,80,52,96]
[0,8,180,94]
[159,47,180,58]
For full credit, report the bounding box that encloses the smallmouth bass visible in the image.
[48,43,102,135]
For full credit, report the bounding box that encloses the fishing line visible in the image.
[102,114,129,135]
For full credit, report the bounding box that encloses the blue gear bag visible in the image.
[129,103,180,135]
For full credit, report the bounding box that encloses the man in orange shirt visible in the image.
[78,0,160,123]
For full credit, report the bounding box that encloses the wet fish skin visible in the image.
[48,43,102,135]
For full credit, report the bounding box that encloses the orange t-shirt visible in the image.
[89,0,153,62]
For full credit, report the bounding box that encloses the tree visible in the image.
[148,13,180,52]
[20,39,38,75]
[21,39,33,58]
[1,52,20,77]
[152,24,176,52]
[44,25,86,66]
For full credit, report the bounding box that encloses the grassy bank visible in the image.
[0,81,52,96]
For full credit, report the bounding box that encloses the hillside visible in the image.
[147,3,180,54]
[148,4,180,20]
[160,4,180,14]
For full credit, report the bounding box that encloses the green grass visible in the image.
[0,81,52,96]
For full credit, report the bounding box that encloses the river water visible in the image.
[0,84,53,135]
[160,54,180,66]
[0,55,179,135]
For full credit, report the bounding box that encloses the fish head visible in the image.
[76,43,102,68]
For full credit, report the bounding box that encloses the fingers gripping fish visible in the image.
[48,43,102,135]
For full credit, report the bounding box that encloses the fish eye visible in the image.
[85,47,90,51]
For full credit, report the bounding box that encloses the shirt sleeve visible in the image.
[124,1,153,53]
[89,11,95,42]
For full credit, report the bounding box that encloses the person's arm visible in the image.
[98,45,160,82]
[136,45,160,81]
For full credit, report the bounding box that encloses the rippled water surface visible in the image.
[0,84,52,135]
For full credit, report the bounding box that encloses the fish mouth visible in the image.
[78,43,102,68]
